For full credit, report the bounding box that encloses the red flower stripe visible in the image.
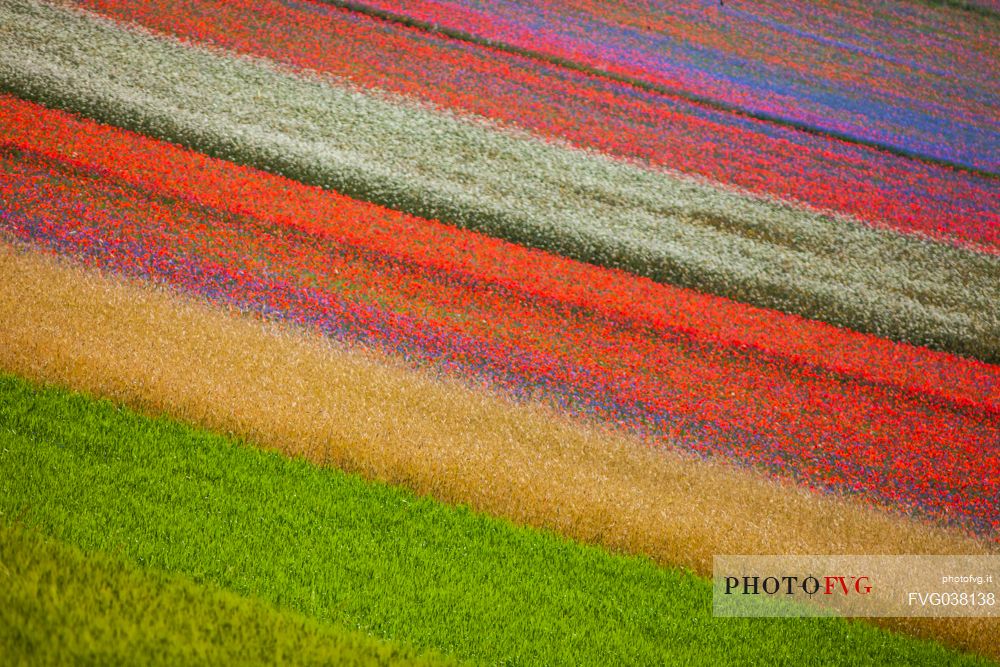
[327,0,999,172]
[72,0,1000,253]
[2,98,997,537]
[1,95,995,416]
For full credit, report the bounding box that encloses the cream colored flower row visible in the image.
[1,0,996,361]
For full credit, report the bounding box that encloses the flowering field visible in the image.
[67,0,1000,250]
[0,0,998,663]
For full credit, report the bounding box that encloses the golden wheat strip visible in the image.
[0,240,996,657]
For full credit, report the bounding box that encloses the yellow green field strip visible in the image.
[0,241,996,659]
[1,373,994,665]
[0,523,456,667]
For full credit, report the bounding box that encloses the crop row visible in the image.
[1,0,997,363]
[1,373,993,665]
[71,0,1000,253]
[3,94,995,416]
[0,523,448,666]
[2,104,997,536]
[6,242,998,657]
[81,0,1000,252]
[338,0,1000,172]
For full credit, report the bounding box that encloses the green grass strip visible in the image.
[0,373,989,666]
[0,522,455,666]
